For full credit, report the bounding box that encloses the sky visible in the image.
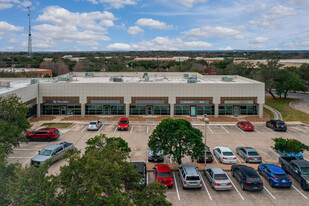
[0,0,309,52]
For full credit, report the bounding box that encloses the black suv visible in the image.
[266,120,287,132]
[231,165,263,191]
[131,161,147,187]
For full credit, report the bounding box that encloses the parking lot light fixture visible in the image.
[204,114,209,166]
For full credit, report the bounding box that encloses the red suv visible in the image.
[154,164,173,188]
[118,118,129,131]
[26,128,60,141]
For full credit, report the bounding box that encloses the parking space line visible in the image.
[98,124,104,133]
[81,126,87,133]
[268,148,280,157]
[173,172,180,201]
[130,126,134,133]
[293,127,308,134]
[236,156,242,163]
[255,128,261,133]
[147,126,149,134]
[199,172,212,200]
[292,185,308,199]
[226,173,245,200]
[213,155,219,163]
[263,186,276,200]
[236,126,245,133]
[286,130,292,134]
[221,125,230,134]
[265,127,276,133]
[207,127,214,134]
[113,126,118,133]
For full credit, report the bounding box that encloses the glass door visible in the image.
[104,106,110,115]
[61,106,67,115]
[190,106,196,117]
[147,106,153,115]
[234,106,239,116]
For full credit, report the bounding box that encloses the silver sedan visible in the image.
[236,146,262,163]
[204,166,232,190]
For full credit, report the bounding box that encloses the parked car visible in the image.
[31,142,74,166]
[131,161,147,186]
[178,164,202,189]
[118,118,129,131]
[266,120,287,132]
[26,128,60,142]
[236,147,262,163]
[154,164,173,188]
[204,166,232,190]
[279,156,309,191]
[237,121,254,131]
[148,148,164,162]
[258,163,292,188]
[231,165,263,191]
[213,146,237,164]
[87,120,102,131]
[197,146,214,163]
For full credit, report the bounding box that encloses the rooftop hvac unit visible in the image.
[222,77,233,82]
[0,81,10,87]
[30,78,39,84]
[187,76,197,83]
[184,74,189,79]
[58,76,73,82]
[109,77,123,82]
[85,72,94,78]
[143,72,149,81]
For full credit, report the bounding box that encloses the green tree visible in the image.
[298,63,309,83]
[0,95,30,155]
[272,137,309,154]
[148,118,205,164]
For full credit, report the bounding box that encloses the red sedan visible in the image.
[26,128,60,141]
[117,118,129,131]
[154,164,173,188]
[237,121,254,131]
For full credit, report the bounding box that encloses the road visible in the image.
[267,91,309,100]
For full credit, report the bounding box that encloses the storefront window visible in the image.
[86,105,103,115]
[27,105,37,118]
[111,105,125,115]
[67,105,81,115]
[154,105,170,115]
[197,106,214,115]
[240,105,258,115]
[130,105,146,115]
[219,106,233,115]
[42,105,80,115]
[174,105,190,115]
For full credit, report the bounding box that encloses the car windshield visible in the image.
[50,130,59,134]
[274,173,288,179]
[90,121,97,125]
[244,123,252,126]
[186,176,200,181]
[278,123,285,126]
[223,152,234,156]
[39,149,53,156]
[248,152,259,156]
[214,174,228,180]
[206,152,212,156]
[119,121,128,124]
[247,177,261,182]
[158,172,171,178]
[300,167,309,175]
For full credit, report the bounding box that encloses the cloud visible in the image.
[127,26,143,35]
[87,0,137,9]
[249,37,269,44]
[235,35,245,40]
[0,0,31,10]
[0,2,13,10]
[219,47,233,50]
[105,36,212,51]
[285,0,309,5]
[175,0,208,8]
[263,5,297,19]
[248,20,278,29]
[246,3,267,13]
[182,26,241,40]
[0,21,23,40]
[135,18,174,30]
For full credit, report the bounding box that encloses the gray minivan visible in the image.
[178,164,202,189]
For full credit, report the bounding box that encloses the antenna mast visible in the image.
[28,6,32,58]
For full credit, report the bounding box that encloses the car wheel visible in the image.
[241,182,246,191]
[281,165,287,173]
[232,170,235,177]
[245,158,248,163]
[258,168,262,175]
[28,137,33,142]
[270,180,275,188]
[46,137,52,142]
[301,182,308,191]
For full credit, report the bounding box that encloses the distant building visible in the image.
[233,59,309,68]
[0,68,52,76]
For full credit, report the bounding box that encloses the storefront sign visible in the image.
[179,100,210,104]
[135,100,165,104]
[46,100,76,104]
[90,100,121,104]
[224,100,254,104]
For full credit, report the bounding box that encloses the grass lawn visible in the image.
[265,95,309,125]
[41,122,73,129]
[264,107,274,119]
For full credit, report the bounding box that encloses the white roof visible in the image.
[214,146,233,152]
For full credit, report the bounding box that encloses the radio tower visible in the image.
[27,6,32,58]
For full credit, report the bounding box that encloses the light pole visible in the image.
[204,114,209,166]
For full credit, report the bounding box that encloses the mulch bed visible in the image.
[60,116,100,121]
[199,116,239,122]
[29,116,56,122]
[108,116,146,121]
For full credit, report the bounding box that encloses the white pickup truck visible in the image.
[31,142,74,166]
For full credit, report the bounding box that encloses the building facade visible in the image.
[0,72,265,118]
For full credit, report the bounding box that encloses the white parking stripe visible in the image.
[263,186,276,200]
[236,156,242,163]
[207,127,214,134]
[81,126,87,133]
[147,126,149,134]
[221,125,230,134]
[226,173,245,200]
[236,126,245,133]
[130,126,134,133]
[292,185,308,199]
[265,127,276,133]
[98,124,104,133]
[293,127,308,134]
[255,128,261,133]
[173,172,180,201]
[199,172,212,200]
[268,148,280,157]
[113,126,118,133]
[213,155,219,163]
[286,130,292,134]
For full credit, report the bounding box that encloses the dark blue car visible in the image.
[258,164,292,188]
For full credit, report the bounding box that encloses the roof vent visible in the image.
[222,77,233,82]
[109,77,123,82]
[58,76,73,82]
[85,72,94,78]
[184,74,189,79]
[0,81,10,87]
[143,72,149,82]
[30,78,39,84]
[187,76,197,83]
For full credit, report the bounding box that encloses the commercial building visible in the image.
[0,72,265,118]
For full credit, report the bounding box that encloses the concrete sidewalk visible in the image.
[290,99,309,115]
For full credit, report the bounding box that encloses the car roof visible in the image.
[37,128,57,131]
[292,160,309,167]
[120,118,128,121]
[131,161,146,173]
[155,164,170,172]
[263,164,285,174]
[242,121,251,124]
[90,120,99,123]
[215,146,232,152]
[205,166,225,174]
[44,144,61,150]
[273,120,284,123]
[181,164,199,176]
[235,165,259,177]
[244,147,256,152]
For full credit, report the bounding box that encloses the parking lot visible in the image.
[8,122,309,205]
